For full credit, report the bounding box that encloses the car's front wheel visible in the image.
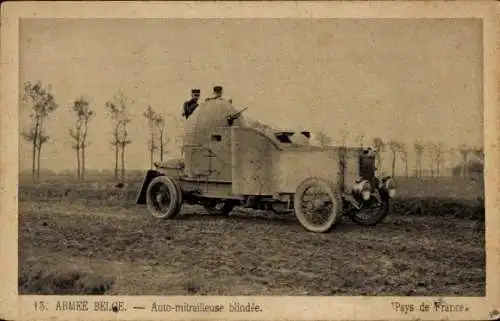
[349,190,390,226]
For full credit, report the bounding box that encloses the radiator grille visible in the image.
[359,154,376,186]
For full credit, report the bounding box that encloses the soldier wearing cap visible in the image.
[205,85,224,101]
[182,89,201,120]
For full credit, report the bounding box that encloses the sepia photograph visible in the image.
[1,1,499,321]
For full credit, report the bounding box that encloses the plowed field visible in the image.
[19,197,485,296]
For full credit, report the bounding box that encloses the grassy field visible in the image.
[18,175,485,296]
[18,174,485,199]
[393,176,484,200]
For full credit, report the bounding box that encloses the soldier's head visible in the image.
[213,86,223,98]
[191,89,201,101]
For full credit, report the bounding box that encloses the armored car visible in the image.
[136,99,397,233]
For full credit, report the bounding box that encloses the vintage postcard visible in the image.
[1,1,499,320]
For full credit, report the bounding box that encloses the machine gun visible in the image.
[226,106,248,126]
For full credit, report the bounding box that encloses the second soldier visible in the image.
[205,85,224,101]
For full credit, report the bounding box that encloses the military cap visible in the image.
[213,86,223,92]
[191,89,201,94]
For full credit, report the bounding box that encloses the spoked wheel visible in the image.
[146,175,183,219]
[350,190,390,226]
[203,200,236,216]
[294,178,343,233]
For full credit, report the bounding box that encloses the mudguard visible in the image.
[135,170,163,205]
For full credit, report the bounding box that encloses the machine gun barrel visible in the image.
[226,106,248,125]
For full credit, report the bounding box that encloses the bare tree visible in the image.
[427,142,444,177]
[143,105,157,168]
[69,98,94,180]
[388,140,401,177]
[79,100,94,181]
[372,138,385,170]
[106,91,132,181]
[106,101,121,180]
[69,107,82,180]
[398,143,409,177]
[154,114,167,162]
[426,142,436,177]
[119,117,132,181]
[21,81,58,181]
[458,144,471,178]
[434,142,444,176]
[414,141,425,177]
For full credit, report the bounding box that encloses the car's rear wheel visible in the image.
[146,175,183,219]
[294,177,342,233]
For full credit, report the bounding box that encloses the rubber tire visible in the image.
[294,177,343,233]
[350,197,390,227]
[146,175,183,219]
[203,201,235,216]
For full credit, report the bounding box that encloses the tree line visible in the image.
[316,131,483,179]
[21,80,483,182]
[21,81,168,182]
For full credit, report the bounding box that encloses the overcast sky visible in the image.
[19,18,483,173]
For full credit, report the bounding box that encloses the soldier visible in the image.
[182,89,201,120]
[205,85,224,101]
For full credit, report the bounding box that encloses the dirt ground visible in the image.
[18,200,485,296]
